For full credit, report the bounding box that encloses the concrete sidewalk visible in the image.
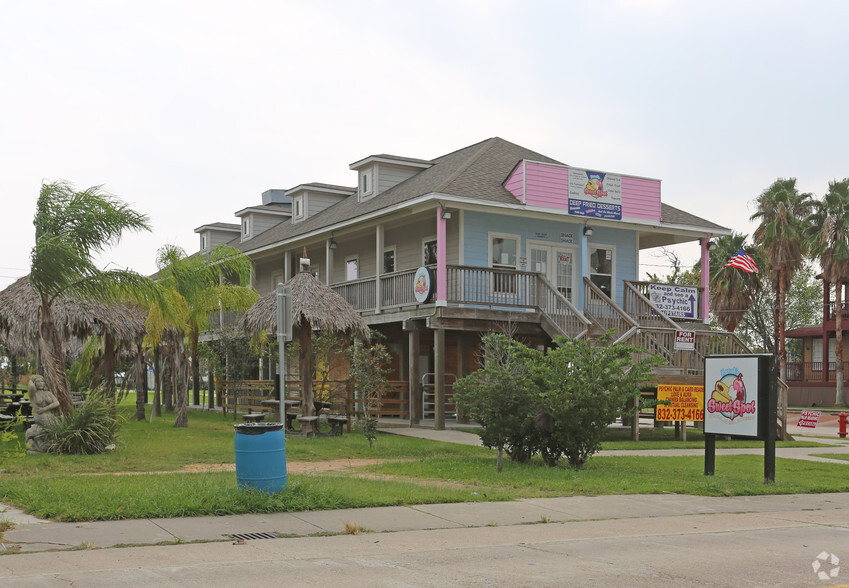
[4,490,849,554]
[3,423,848,555]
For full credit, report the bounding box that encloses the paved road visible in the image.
[2,494,849,587]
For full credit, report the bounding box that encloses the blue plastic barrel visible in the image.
[234,422,287,493]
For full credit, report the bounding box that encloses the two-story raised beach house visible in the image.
[196,137,750,424]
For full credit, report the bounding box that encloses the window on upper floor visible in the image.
[346,257,359,281]
[490,233,519,295]
[242,218,250,239]
[589,245,615,299]
[200,234,207,251]
[423,237,437,266]
[360,170,373,200]
[383,247,396,274]
[294,196,304,219]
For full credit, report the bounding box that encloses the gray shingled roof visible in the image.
[660,203,729,232]
[239,137,561,253]
[233,137,729,254]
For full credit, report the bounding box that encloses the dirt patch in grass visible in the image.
[80,458,397,476]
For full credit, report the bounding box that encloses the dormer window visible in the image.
[294,195,304,219]
[360,170,373,200]
[242,218,250,239]
[200,234,207,251]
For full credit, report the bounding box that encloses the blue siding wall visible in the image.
[463,210,637,308]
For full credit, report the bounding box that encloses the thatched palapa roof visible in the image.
[0,275,148,356]
[241,268,369,339]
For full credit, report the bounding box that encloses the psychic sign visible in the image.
[648,284,699,319]
[656,384,704,422]
[797,410,821,429]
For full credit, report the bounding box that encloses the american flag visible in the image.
[724,248,759,274]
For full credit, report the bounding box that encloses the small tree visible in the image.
[541,335,662,469]
[348,333,392,448]
[454,334,543,471]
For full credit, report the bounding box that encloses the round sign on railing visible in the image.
[413,266,433,303]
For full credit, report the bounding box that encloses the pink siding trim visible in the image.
[523,162,570,208]
[437,207,447,303]
[517,161,661,221]
[504,163,524,201]
[621,176,661,221]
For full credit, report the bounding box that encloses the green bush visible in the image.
[41,395,122,454]
[453,335,543,471]
[455,333,662,470]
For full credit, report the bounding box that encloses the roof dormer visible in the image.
[235,200,292,242]
[285,183,355,225]
[349,154,432,201]
[194,223,240,253]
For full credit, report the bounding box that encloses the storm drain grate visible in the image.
[229,532,278,541]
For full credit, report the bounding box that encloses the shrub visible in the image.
[348,332,393,448]
[41,394,123,454]
[540,335,662,469]
[455,333,662,470]
[454,334,543,471]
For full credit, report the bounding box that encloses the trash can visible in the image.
[234,422,287,493]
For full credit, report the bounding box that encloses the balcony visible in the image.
[331,265,589,338]
[826,301,849,322]
[786,361,849,383]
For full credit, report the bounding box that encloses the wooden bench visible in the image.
[221,380,275,421]
[296,415,319,437]
[326,415,348,436]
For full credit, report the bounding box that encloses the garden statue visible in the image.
[25,375,60,454]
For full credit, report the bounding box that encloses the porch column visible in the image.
[325,240,333,285]
[580,225,590,310]
[823,280,830,382]
[375,224,384,314]
[436,207,447,307]
[407,324,421,424]
[823,334,830,383]
[700,238,710,322]
[434,327,445,430]
[284,249,291,281]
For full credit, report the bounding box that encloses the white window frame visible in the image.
[422,236,437,266]
[242,218,250,239]
[293,195,305,220]
[588,243,616,300]
[345,256,359,282]
[360,170,373,200]
[200,234,207,251]
[488,232,521,297]
[383,246,396,274]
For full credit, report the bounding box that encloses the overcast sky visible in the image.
[2,0,847,291]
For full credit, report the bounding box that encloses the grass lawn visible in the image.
[0,404,846,522]
[809,453,849,462]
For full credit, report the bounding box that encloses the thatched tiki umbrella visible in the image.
[0,276,148,411]
[241,258,369,420]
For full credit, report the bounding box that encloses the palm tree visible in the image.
[806,178,849,406]
[708,233,764,332]
[30,181,157,413]
[751,178,814,380]
[147,244,257,427]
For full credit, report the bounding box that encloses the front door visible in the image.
[529,244,577,305]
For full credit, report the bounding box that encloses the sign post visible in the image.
[703,354,777,483]
[276,283,292,401]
